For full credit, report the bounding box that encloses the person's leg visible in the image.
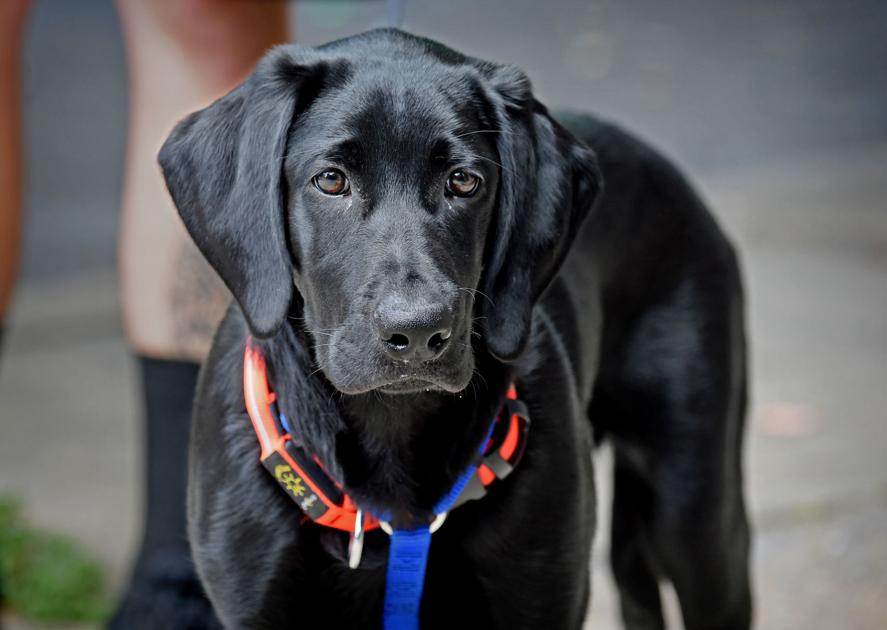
[118,0,289,362]
[0,0,31,347]
[112,2,289,626]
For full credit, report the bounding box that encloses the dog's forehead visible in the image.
[293,59,487,167]
[346,60,477,129]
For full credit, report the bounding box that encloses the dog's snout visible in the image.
[373,296,453,362]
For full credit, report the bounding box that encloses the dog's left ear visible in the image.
[159,47,331,338]
[477,64,603,361]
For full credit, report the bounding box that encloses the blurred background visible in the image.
[0,0,885,628]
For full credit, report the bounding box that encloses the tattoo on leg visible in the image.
[171,242,230,361]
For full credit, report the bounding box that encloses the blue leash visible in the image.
[383,528,433,630]
[382,422,493,630]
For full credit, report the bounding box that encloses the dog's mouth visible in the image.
[377,377,447,395]
[345,358,474,396]
[330,371,472,396]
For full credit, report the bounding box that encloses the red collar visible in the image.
[243,338,530,533]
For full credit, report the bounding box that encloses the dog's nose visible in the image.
[373,297,453,362]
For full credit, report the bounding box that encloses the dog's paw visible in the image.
[107,548,222,630]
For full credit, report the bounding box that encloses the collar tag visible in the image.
[348,509,366,569]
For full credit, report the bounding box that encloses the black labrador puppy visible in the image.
[159,29,751,629]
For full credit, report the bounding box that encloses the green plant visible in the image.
[0,497,110,623]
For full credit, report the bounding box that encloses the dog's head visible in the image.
[160,29,600,395]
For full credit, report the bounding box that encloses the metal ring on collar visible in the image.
[380,512,447,535]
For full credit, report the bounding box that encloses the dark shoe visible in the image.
[107,547,221,630]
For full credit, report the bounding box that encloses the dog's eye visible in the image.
[313,169,350,195]
[446,170,479,197]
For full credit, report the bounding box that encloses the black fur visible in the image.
[160,29,751,629]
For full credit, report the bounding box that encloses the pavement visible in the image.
[2,0,886,628]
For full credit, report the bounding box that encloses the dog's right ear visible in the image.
[159,47,329,338]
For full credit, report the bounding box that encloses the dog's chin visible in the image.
[327,370,473,397]
[320,353,475,396]
[375,377,465,396]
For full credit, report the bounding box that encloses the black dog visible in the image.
[159,29,751,629]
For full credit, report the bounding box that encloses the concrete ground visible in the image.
[1,1,885,628]
[3,136,885,630]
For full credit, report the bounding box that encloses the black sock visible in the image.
[109,355,220,630]
[138,356,199,555]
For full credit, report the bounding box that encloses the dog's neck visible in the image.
[261,321,512,524]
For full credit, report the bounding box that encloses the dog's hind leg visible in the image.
[642,358,752,630]
[640,282,751,630]
[594,263,752,629]
[649,465,751,630]
[610,450,666,630]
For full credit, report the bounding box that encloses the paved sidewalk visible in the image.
[2,144,885,628]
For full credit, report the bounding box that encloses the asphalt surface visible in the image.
[2,1,886,628]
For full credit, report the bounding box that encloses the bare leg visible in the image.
[117,0,289,362]
[0,0,31,325]
[112,2,289,626]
